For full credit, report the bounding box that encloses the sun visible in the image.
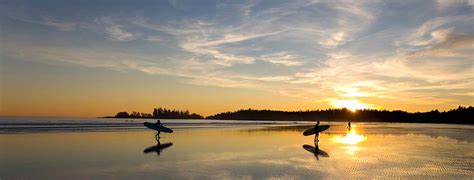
[331,99,370,112]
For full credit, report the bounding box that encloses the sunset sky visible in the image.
[1,0,473,117]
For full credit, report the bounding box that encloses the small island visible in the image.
[105,107,204,119]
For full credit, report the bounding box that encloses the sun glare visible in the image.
[335,129,366,145]
[331,99,370,112]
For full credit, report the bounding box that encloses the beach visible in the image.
[1,118,473,179]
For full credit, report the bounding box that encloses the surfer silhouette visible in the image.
[314,121,320,145]
[144,120,173,141]
[155,120,162,140]
[348,122,351,131]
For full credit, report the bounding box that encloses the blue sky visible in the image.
[1,0,473,116]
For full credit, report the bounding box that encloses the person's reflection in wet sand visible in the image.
[144,138,173,156]
[302,143,329,160]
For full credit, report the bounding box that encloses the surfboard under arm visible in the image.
[144,122,173,133]
[302,125,330,136]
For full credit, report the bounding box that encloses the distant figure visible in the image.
[314,121,320,145]
[348,122,351,131]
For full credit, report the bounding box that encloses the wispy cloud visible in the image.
[43,17,77,31]
[397,15,473,50]
[436,0,474,10]
[136,19,287,66]
[96,17,137,42]
[145,36,162,42]
[259,52,304,66]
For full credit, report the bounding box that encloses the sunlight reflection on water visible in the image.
[334,129,366,145]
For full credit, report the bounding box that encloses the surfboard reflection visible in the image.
[143,139,173,156]
[302,144,329,160]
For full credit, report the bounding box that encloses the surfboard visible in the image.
[302,125,330,136]
[143,142,173,154]
[302,144,329,157]
[144,122,173,133]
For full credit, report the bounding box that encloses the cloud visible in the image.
[167,23,286,66]
[3,40,170,75]
[259,52,304,66]
[132,0,378,66]
[402,17,451,48]
[397,15,473,50]
[105,26,135,41]
[436,0,473,10]
[145,36,162,42]
[43,17,77,31]
[96,18,136,42]
[315,1,377,48]
[380,34,474,82]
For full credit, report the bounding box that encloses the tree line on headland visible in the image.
[108,106,473,124]
[207,106,473,124]
[110,107,203,119]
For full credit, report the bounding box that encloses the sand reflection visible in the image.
[1,123,473,179]
[334,129,366,145]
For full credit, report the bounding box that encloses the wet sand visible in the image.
[1,121,473,179]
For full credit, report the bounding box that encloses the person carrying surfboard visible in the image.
[156,120,162,127]
[144,120,173,141]
[155,120,162,140]
[302,122,329,140]
[314,121,320,145]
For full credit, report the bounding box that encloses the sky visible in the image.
[0,0,473,117]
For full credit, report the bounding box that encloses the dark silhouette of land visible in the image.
[207,106,473,124]
[108,106,473,124]
[106,107,203,119]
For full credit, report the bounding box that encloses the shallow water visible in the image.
[0,119,473,179]
[0,117,313,132]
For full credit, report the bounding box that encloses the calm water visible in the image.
[1,118,473,179]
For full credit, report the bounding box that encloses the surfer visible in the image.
[348,122,351,131]
[144,120,173,141]
[314,121,320,145]
[155,120,162,140]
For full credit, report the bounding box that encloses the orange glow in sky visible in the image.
[331,100,373,112]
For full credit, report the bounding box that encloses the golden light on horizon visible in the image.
[335,129,366,145]
[331,99,370,112]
